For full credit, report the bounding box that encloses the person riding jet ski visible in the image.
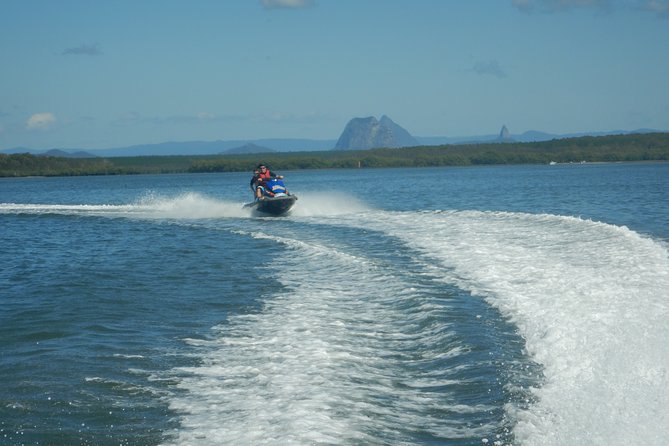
[250,164,286,200]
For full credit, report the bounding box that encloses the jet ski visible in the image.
[244,194,298,215]
[244,177,297,216]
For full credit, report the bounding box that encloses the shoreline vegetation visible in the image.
[1,132,668,178]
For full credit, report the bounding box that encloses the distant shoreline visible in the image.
[2,133,668,178]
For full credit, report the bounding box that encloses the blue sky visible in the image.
[1,0,668,150]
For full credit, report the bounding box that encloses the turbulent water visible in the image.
[1,163,668,445]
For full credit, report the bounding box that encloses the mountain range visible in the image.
[224,143,276,155]
[1,117,663,157]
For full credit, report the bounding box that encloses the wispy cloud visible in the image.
[640,0,669,18]
[512,0,611,13]
[472,60,507,79]
[114,112,142,125]
[26,112,56,130]
[512,0,533,11]
[512,0,669,17]
[260,0,313,9]
[62,43,102,56]
[113,111,224,127]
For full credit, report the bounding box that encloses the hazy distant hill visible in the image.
[334,115,419,150]
[1,139,336,157]
[2,147,98,157]
[223,143,276,154]
[416,128,660,145]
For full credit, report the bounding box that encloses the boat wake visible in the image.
[0,191,371,220]
[0,193,247,219]
[4,196,667,445]
[326,210,669,446]
[162,210,669,445]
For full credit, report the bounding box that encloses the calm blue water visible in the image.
[1,163,668,446]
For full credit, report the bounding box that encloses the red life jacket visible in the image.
[256,169,275,196]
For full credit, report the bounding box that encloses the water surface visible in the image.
[1,162,668,445]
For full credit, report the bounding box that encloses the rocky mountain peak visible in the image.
[334,116,419,150]
[498,125,512,141]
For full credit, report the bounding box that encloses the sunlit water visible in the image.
[1,163,668,445]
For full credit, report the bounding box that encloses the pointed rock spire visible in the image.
[499,125,511,140]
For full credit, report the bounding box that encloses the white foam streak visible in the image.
[0,202,137,214]
[135,193,251,219]
[1,193,251,219]
[1,191,370,220]
[337,210,669,446]
[162,231,484,445]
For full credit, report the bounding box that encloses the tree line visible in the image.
[2,132,668,177]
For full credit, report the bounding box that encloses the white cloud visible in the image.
[62,43,102,56]
[261,0,312,9]
[641,0,669,17]
[197,112,216,120]
[472,60,507,79]
[512,0,534,11]
[512,0,612,12]
[512,0,669,16]
[26,112,56,130]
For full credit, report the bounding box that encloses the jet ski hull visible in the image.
[243,195,297,216]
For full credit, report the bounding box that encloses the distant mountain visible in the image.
[2,127,664,157]
[1,148,98,157]
[516,130,556,142]
[416,127,662,145]
[1,139,336,157]
[334,115,419,150]
[414,135,494,145]
[97,138,335,156]
[224,143,275,154]
[513,128,659,143]
[497,125,514,142]
[1,146,34,154]
[378,115,420,147]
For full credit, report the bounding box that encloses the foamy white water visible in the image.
[0,193,251,219]
[0,202,138,214]
[0,191,369,220]
[330,210,669,446]
[3,165,667,446]
[161,230,497,445]
[5,195,667,444]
